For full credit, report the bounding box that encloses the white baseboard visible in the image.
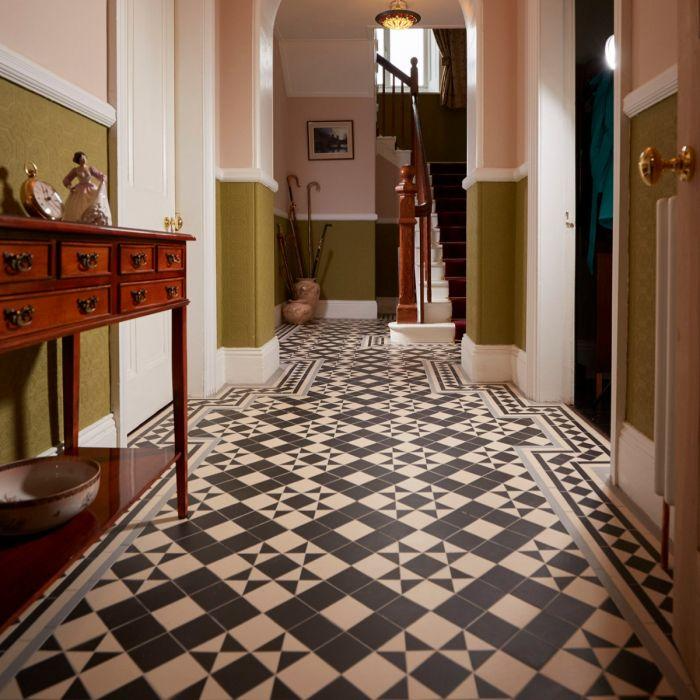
[618,422,663,526]
[316,300,377,319]
[377,297,397,315]
[512,347,527,390]
[38,414,118,456]
[461,335,513,382]
[216,336,280,386]
[274,303,283,328]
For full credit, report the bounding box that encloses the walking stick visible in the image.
[311,224,332,279]
[276,224,295,296]
[306,181,320,276]
[286,175,304,278]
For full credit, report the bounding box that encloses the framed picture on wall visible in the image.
[307,121,355,161]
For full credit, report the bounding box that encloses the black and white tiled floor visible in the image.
[0,320,695,698]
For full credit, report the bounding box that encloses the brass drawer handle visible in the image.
[166,252,181,265]
[3,252,34,274]
[77,252,100,270]
[166,285,179,299]
[4,305,35,328]
[77,296,98,314]
[130,252,148,269]
[131,289,147,304]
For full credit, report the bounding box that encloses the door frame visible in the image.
[524,0,577,403]
[108,0,219,446]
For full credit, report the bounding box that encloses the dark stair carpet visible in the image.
[430,162,467,341]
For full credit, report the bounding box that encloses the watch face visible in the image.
[32,180,64,220]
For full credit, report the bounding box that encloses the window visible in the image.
[375,28,441,93]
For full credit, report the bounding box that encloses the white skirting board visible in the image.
[216,336,280,387]
[617,422,663,527]
[38,414,118,456]
[315,300,377,319]
[461,335,527,388]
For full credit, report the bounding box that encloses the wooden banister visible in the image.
[396,166,418,323]
[376,53,433,320]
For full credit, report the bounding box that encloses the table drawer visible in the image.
[1,286,111,338]
[120,244,155,274]
[1,242,52,284]
[60,243,111,278]
[119,278,184,313]
[157,245,185,272]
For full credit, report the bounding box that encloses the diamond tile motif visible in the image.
[0,320,684,698]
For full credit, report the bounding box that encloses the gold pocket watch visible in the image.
[20,162,64,221]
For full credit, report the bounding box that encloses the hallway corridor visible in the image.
[0,321,685,698]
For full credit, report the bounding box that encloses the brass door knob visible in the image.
[639,146,695,186]
[164,212,183,233]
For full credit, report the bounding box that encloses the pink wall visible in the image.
[281,96,376,216]
[217,0,254,168]
[515,0,527,167]
[630,0,678,90]
[482,0,519,169]
[376,155,400,221]
[273,41,289,211]
[0,0,108,101]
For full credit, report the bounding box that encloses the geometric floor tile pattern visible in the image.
[0,320,690,698]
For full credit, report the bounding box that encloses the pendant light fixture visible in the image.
[375,0,421,30]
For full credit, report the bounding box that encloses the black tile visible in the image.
[511,579,558,609]
[137,581,184,611]
[290,614,343,649]
[545,593,595,626]
[268,598,316,628]
[412,652,471,697]
[310,676,369,700]
[356,531,394,552]
[379,597,428,627]
[334,542,373,565]
[111,614,166,650]
[16,653,75,697]
[516,674,579,700]
[256,554,298,578]
[214,653,273,696]
[176,531,217,553]
[606,649,663,693]
[446,530,485,551]
[298,582,346,611]
[314,531,353,552]
[504,631,558,670]
[222,532,261,552]
[480,565,526,592]
[458,580,506,610]
[97,597,149,629]
[191,542,235,565]
[175,567,221,594]
[172,614,224,648]
[209,597,259,629]
[130,633,184,672]
[403,554,445,577]
[316,633,373,672]
[434,595,482,627]
[472,541,513,563]
[101,677,160,700]
[349,613,401,648]
[191,582,239,612]
[547,551,588,576]
[352,581,398,610]
[328,568,373,594]
[467,612,518,648]
[524,611,577,648]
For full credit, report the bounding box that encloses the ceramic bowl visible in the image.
[0,457,101,535]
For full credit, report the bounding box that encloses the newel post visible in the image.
[396,165,418,324]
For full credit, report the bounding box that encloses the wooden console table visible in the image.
[0,215,195,629]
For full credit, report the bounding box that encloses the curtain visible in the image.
[433,29,467,109]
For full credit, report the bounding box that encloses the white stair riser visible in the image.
[416,263,446,281]
[414,243,443,263]
[389,322,456,345]
[422,301,453,323]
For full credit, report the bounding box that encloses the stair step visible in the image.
[435,198,467,213]
[445,258,466,277]
[438,212,467,227]
[433,185,465,198]
[446,277,466,297]
[450,296,466,318]
[432,172,465,187]
[429,162,467,175]
[441,242,465,259]
[389,321,456,345]
[439,226,467,243]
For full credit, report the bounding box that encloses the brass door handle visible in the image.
[164,212,183,233]
[639,146,695,186]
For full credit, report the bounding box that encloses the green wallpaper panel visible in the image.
[379,93,466,163]
[375,223,399,298]
[305,221,375,300]
[274,214,289,305]
[626,96,677,439]
[466,181,517,345]
[0,78,110,462]
[217,181,276,348]
[514,177,528,351]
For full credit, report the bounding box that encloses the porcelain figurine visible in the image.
[63,151,112,225]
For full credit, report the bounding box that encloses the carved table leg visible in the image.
[172,305,189,518]
[62,334,80,455]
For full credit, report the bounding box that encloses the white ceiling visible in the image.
[275,0,464,40]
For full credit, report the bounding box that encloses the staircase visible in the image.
[430,162,467,340]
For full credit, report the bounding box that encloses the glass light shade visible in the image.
[376,1,421,30]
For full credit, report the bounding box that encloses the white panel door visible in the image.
[114,0,175,434]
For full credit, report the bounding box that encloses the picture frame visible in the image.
[307,120,355,161]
